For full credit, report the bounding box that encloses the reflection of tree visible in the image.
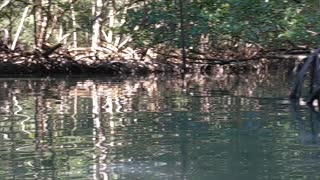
[290,100,320,145]
[92,84,108,179]
[8,91,17,180]
[0,70,299,179]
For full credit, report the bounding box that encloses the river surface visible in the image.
[0,70,320,180]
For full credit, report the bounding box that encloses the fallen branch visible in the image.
[42,43,63,58]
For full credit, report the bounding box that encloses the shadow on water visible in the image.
[290,99,320,145]
[2,68,320,179]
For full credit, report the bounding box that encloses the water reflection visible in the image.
[290,100,320,145]
[0,70,320,179]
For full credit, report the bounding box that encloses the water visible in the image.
[0,71,320,180]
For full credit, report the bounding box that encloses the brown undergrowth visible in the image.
[0,41,306,75]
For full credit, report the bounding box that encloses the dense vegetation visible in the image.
[0,0,319,74]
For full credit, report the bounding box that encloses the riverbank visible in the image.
[0,43,308,76]
[0,46,180,75]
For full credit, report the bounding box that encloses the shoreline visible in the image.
[0,45,307,76]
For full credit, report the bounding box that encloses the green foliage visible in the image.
[123,1,180,47]
[122,0,320,50]
[1,0,320,51]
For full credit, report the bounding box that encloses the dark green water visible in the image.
[0,72,320,180]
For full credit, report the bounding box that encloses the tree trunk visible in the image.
[11,6,30,50]
[91,0,103,50]
[42,0,52,45]
[8,2,13,44]
[178,0,187,73]
[0,0,11,11]
[45,4,58,41]
[33,0,42,48]
[70,0,77,48]
[106,2,114,43]
[1,29,9,45]
[33,0,50,49]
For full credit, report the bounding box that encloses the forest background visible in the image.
[0,0,319,74]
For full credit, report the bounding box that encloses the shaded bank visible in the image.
[0,45,178,75]
[0,43,307,76]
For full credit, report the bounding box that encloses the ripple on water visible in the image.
[0,74,319,179]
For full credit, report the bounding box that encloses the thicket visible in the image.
[0,0,319,74]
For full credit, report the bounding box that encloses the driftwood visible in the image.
[290,48,320,105]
